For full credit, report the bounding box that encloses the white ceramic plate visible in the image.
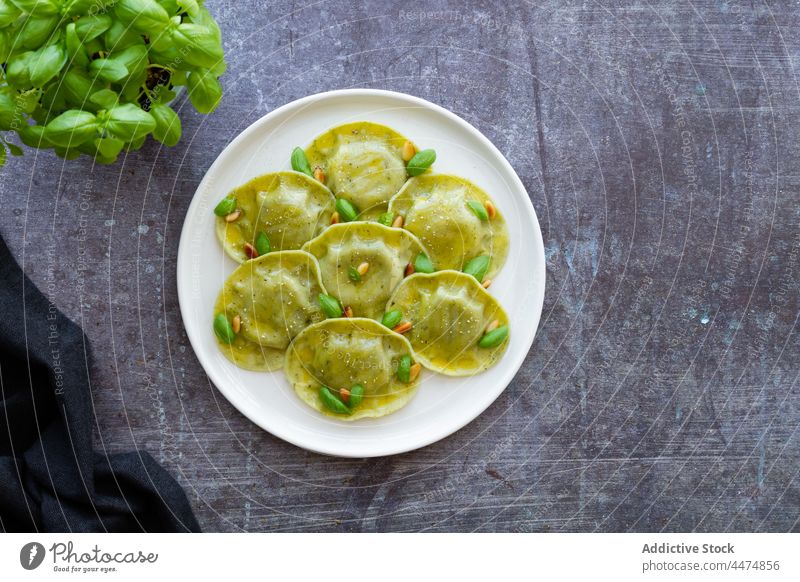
[177,89,545,457]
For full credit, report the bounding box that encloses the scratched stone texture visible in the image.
[1,0,799,532]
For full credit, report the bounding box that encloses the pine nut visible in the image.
[486,319,500,333]
[482,278,492,289]
[224,209,241,222]
[343,305,354,318]
[392,215,404,228]
[357,262,370,276]
[244,243,258,259]
[409,362,422,382]
[485,201,496,220]
[393,321,412,334]
[404,262,415,277]
[330,212,340,225]
[402,141,416,162]
[314,166,326,184]
[231,315,241,333]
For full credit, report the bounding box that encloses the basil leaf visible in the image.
[44,110,99,147]
[115,0,171,33]
[15,89,40,114]
[16,15,59,51]
[65,23,90,67]
[74,14,113,42]
[0,1,20,28]
[54,146,82,160]
[4,141,24,156]
[29,43,68,87]
[0,92,16,131]
[89,58,129,82]
[109,44,148,77]
[65,0,116,17]
[171,23,224,69]
[94,136,125,159]
[89,88,119,110]
[150,102,181,147]
[104,103,156,142]
[9,0,60,16]
[177,0,199,17]
[18,124,45,147]
[186,69,222,114]
[103,20,144,51]
[6,51,36,87]
[63,68,101,108]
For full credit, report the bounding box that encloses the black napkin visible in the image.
[0,237,199,532]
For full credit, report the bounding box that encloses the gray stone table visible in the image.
[1,0,799,532]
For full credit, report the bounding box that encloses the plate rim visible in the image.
[176,88,546,457]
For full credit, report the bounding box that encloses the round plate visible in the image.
[177,89,545,457]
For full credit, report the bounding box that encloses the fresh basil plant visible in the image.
[0,0,225,166]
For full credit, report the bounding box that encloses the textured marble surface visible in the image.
[1,0,799,532]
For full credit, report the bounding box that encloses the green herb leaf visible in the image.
[89,88,119,110]
[318,293,343,319]
[0,143,6,167]
[213,313,236,344]
[0,1,21,28]
[213,197,236,217]
[463,255,491,282]
[104,103,156,142]
[29,43,68,87]
[89,58,129,82]
[478,325,509,349]
[62,69,99,108]
[103,19,144,50]
[0,92,16,131]
[170,22,224,69]
[4,140,23,156]
[186,69,222,114]
[65,0,116,18]
[94,136,125,159]
[16,15,59,51]
[348,266,361,283]
[319,386,350,415]
[43,110,98,147]
[150,102,182,147]
[381,310,403,329]
[74,14,113,42]
[255,231,271,256]
[466,199,489,221]
[177,0,200,17]
[377,212,394,227]
[349,384,365,408]
[335,198,358,222]
[406,148,436,176]
[114,0,172,33]
[290,147,313,176]
[414,253,434,274]
[65,23,90,67]
[6,51,36,87]
[9,0,60,15]
[396,355,412,383]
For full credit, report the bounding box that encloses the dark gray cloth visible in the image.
[0,237,199,532]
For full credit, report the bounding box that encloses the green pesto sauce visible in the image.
[388,174,510,279]
[214,250,328,371]
[303,221,429,320]
[386,270,510,376]
[305,122,411,219]
[216,171,335,264]
[285,318,421,420]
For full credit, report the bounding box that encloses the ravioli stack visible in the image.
[210,122,512,420]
